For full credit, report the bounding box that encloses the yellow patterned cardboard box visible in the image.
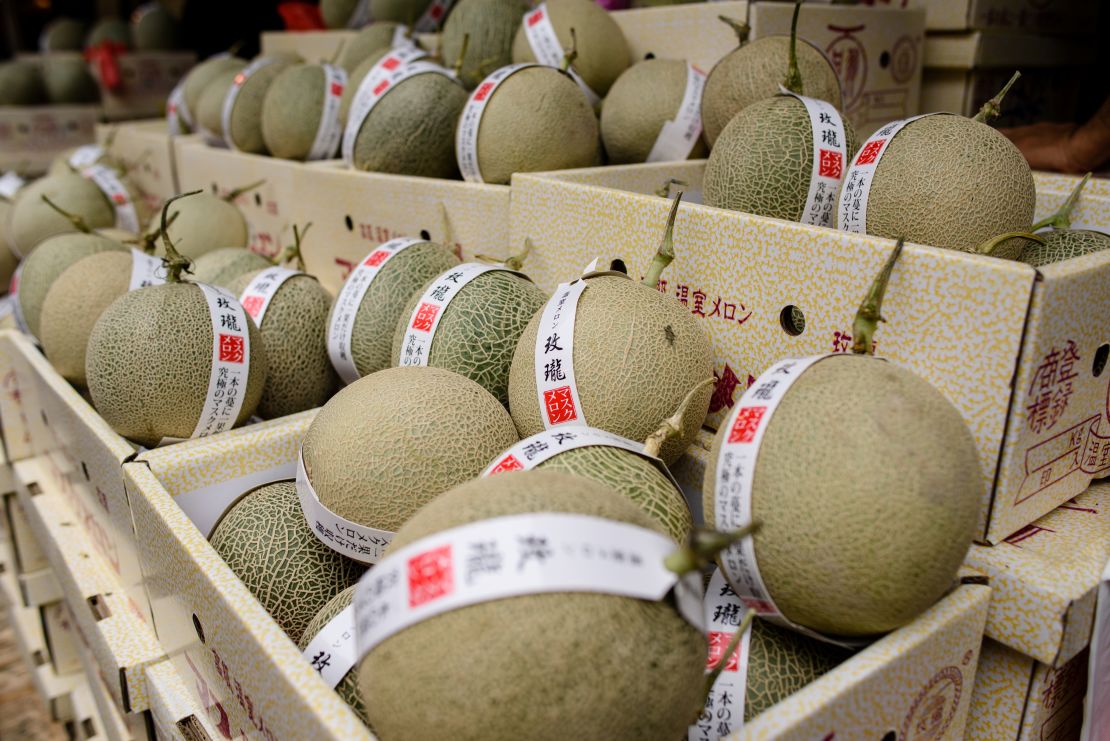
[0,105,99,175]
[97,119,190,211]
[511,163,1110,544]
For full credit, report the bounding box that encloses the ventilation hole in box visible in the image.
[644,52,655,60]
[609,259,627,274]
[779,305,806,336]
[880,51,891,69]
[254,193,262,207]
[28,482,42,497]
[81,461,90,481]
[880,733,896,741]
[192,613,205,644]
[1094,343,1109,378]
[344,215,354,232]
[420,229,431,241]
[32,649,47,666]
[40,408,48,427]
[81,719,96,738]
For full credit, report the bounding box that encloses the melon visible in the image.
[261,63,347,161]
[152,189,251,260]
[225,55,303,154]
[369,0,434,25]
[327,240,459,379]
[337,22,402,72]
[300,366,518,535]
[0,62,46,105]
[507,197,714,464]
[132,3,180,50]
[42,57,100,104]
[182,56,247,123]
[190,247,272,289]
[0,201,18,291]
[40,18,87,52]
[210,481,364,643]
[46,144,123,177]
[297,587,367,724]
[85,18,131,49]
[465,65,600,185]
[358,469,706,740]
[743,615,848,719]
[705,95,859,220]
[442,0,525,89]
[16,232,126,338]
[848,73,1035,253]
[322,0,361,28]
[347,65,468,177]
[338,50,390,125]
[600,58,708,165]
[511,0,630,98]
[701,5,841,147]
[8,173,120,256]
[195,69,241,141]
[391,264,546,405]
[1022,173,1109,266]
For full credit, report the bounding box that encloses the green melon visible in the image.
[182,56,247,122]
[322,0,361,28]
[40,250,134,386]
[349,68,468,177]
[46,146,124,177]
[297,586,367,724]
[8,173,118,256]
[1022,229,1110,266]
[0,62,46,105]
[189,247,272,289]
[391,267,546,406]
[152,192,249,260]
[210,481,364,643]
[300,366,518,534]
[508,275,714,465]
[42,57,100,104]
[511,0,630,97]
[195,69,241,141]
[338,22,401,72]
[132,3,180,51]
[338,50,390,125]
[470,66,600,185]
[442,0,525,89]
[85,18,131,49]
[261,64,342,161]
[327,240,459,378]
[85,280,267,446]
[16,232,126,338]
[370,0,433,25]
[600,58,708,165]
[705,95,859,220]
[227,269,338,418]
[40,19,87,52]
[359,469,706,740]
[0,201,18,291]
[703,354,981,637]
[743,612,848,719]
[226,56,303,154]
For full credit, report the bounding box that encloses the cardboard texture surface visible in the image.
[512,163,1110,543]
[89,53,196,122]
[73,610,153,741]
[260,30,355,61]
[1085,549,1110,741]
[98,120,187,211]
[921,67,1082,126]
[143,659,218,741]
[42,598,83,676]
[0,105,98,175]
[908,0,1100,33]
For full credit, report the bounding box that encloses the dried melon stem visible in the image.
[976,231,1045,258]
[852,237,903,356]
[476,237,532,271]
[643,376,716,458]
[40,195,92,233]
[562,28,579,72]
[717,16,751,46]
[452,33,470,78]
[663,521,762,576]
[783,0,804,95]
[655,178,688,199]
[159,190,201,283]
[133,209,179,253]
[277,222,311,271]
[1032,173,1091,231]
[643,191,683,287]
[972,70,1020,124]
[223,179,265,203]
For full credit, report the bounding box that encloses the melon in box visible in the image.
[97,119,187,211]
[908,0,1100,34]
[0,105,98,176]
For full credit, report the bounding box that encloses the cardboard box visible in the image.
[143,658,222,741]
[41,598,83,676]
[1085,551,1110,740]
[510,162,1110,543]
[966,638,1088,741]
[97,119,191,212]
[4,490,49,573]
[90,52,196,122]
[260,30,355,62]
[907,0,1100,33]
[0,105,99,176]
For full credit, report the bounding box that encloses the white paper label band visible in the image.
[167,81,192,135]
[302,604,359,688]
[238,266,301,325]
[413,0,456,32]
[9,263,30,336]
[341,49,433,166]
[83,164,140,234]
[484,427,650,475]
[522,5,600,107]
[534,279,588,428]
[191,283,252,439]
[297,452,395,564]
[455,63,540,183]
[689,569,751,741]
[307,64,349,161]
[128,249,167,292]
[68,145,104,170]
[221,57,281,151]
[648,64,706,164]
[0,171,25,199]
[327,237,426,384]
[779,88,848,229]
[353,512,706,660]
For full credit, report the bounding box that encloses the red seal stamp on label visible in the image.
[728,406,767,444]
[819,149,843,179]
[489,455,525,474]
[411,302,440,331]
[219,334,244,363]
[706,631,742,672]
[240,295,264,318]
[365,249,391,267]
[544,386,578,425]
[856,139,885,165]
[408,545,454,607]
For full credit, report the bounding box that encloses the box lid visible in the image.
[924,31,1096,69]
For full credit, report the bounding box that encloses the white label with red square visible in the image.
[9,263,30,337]
[327,237,425,384]
[647,64,706,164]
[302,603,358,688]
[689,568,752,741]
[306,64,349,161]
[192,282,252,439]
[778,87,848,229]
[522,5,599,107]
[68,145,105,170]
[221,57,282,151]
[398,262,515,368]
[0,171,25,200]
[534,279,588,428]
[455,63,540,183]
[128,248,167,292]
[297,451,395,564]
[837,113,943,234]
[414,0,456,32]
[341,46,431,165]
[167,81,191,134]
[237,266,301,326]
[82,164,140,233]
[353,512,706,659]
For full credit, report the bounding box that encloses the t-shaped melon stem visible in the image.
[1032,173,1091,231]
[782,0,805,95]
[642,191,683,287]
[452,33,471,78]
[976,231,1045,258]
[655,178,688,199]
[224,180,265,203]
[972,70,1020,124]
[644,377,717,458]
[851,238,903,356]
[717,16,751,46]
[663,521,762,576]
[476,237,532,271]
[699,608,756,708]
[134,209,179,254]
[159,190,201,283]
[562,28,579,72]
[277,222,311,271]
[40,195,93,233]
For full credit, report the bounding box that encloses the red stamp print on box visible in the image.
[819,149,843,179]
[489,455,524,474]
[728,407,766,444]
[240,295,264,318]
[364,249,391,267]
[706,631,741,672]
[543,386,578,425]
[408,545,453,607]
[219,334,244,363]
[855,139,885,165]
[411,302,440,331]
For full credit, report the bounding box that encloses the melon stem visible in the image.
[278,222,311,271]
[224,180,265,202]
[663,522,761,576]
[851,238,903,356]
[1032,173,1090,231]
[717,16,751,46]
[699,608,755,709]
[783,0,805,95]
[976,231,1045,258]
[135,209,179,254]
[562,28,579,73]
[655,178,688,199]
[452,33,470,78]
[40,195,92,233]
[972,70,1020,124]
[642,191,683,287]
[159,190,202,283]
[644,377,716,459]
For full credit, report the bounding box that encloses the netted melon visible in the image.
[327,240,459,379]
[40,18,86,51]
[511,0,630,97]
[195,69,241,141]
[300,366,518,535]
[442,0,525,89]
[8,174,116,256]
[338,50,391,125]
[298,587,367,724]
[85,18,131,49]
[261,63,347,161]
[705,95,859,220]
[743,614,848,719]
[391,264,546,406]
[182,56,247,122]
[132,3,180,50]
[210,481,364,643]
[347,65,467,177]
[600,58,707,164]
[369,0,434,25]
[190,247,272,289]
[42,57,100,104]
[337,22,402,72]
[465,65,599,185]
[0,61,46,105]
[0,202,18,291]
[225,55,303,154]
[701,7,841,147]
[1022,174,1109,266]
[322,0,361,28]
[152,190,250,260]
[358,469,706,740]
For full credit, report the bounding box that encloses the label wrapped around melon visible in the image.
[220,57,282,151]
[778,87,848,229]
[483,426,664,476]
[353,512,706,659]
[0,171,25,199]
[455,63,542,183]
[166,81,191,134]
[689,569,752,741]
[296,450,395,564]
[82,164,140,233]
[8,263,30,336]
[521,4,599,107]
[306,64,349,161]
[346,0,372,28]
[301,604,358,689]
[532,278,589,428]
[238,266,301,325]
[327,237,426,384]
[647,64,707,164]
[127,249,167,291]
[67,145,105,170]
[192,283,252,439]
[413,0,456,32]
[341,47,432,166]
